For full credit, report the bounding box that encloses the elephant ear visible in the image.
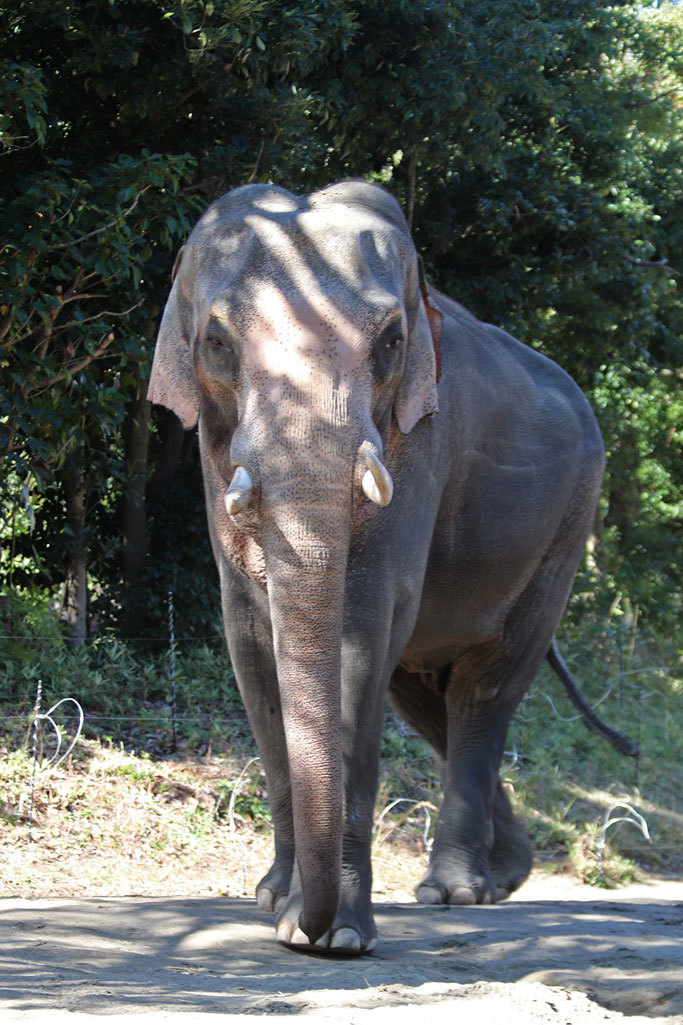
[394,258,442,435]
[147,247,200,430]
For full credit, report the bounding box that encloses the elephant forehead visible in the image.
[242,203,410,292]
[239,284,400,373]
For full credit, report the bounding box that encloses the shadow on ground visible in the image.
[1,885,681,1022]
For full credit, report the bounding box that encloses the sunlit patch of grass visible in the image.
[0,736,275,898]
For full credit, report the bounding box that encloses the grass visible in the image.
[0,602,680,900]
[504,620,682,885]
[0,736,275,899]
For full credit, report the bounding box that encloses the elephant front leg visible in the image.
[274,645,386,955]
[221,585,295,914]
[275,829,377,955]
[238,687,296,915]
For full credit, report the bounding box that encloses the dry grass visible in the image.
[1,648,681,903]
[0,736,429,901]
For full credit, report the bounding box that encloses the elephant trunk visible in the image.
[257,411,355,944]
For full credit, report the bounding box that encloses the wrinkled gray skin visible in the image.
[148,181,605,955]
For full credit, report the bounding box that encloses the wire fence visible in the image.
[3,602,679,877]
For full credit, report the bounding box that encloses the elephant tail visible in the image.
[546,640,640,757]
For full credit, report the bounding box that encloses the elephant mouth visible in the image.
[217,442,393,588]
[226,499,262,540]
[213,473,266,588]
[224,446,392,522]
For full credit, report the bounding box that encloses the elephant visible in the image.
[148,180,637,956]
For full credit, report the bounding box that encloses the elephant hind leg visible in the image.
[390,660,521,906]
[414,637,538,907]
[389,657,532,905]
[418,773,532,907]
[489,778,533,899]
[388,663,448,759]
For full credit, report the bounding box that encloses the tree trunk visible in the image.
[122,370,151,608]
[405,149,417,230]
[62,460,88,649]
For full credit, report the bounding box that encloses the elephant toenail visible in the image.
[330,928,362,952]
[313,930,331,949]
[416,885,445,905]
[256,888,275,911]
[450,887,477,905]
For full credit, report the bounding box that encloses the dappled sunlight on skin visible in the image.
[243,283,393,383]
[182,185,417,391]
[239,180,414,298]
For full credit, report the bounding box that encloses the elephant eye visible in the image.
[202,326,238,383]
[384,335,403,352]
[372,325,404,383]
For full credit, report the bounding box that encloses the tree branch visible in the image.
[625,88,679,109]
[30,331,117,395]
[44,299,145,348]
[246,139,266,184]
[627,256,681,277]
[47,187,152,251]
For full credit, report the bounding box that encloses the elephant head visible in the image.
[148,181,440,942]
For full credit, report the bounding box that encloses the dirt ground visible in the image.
[1,873,681,1024]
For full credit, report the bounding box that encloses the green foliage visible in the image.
[590,362,682,637]
[214,779,272,827]
[0,587,63,678]
[0,585,241,756]
[504,615,682,879]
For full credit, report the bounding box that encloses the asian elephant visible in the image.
[148,180,636,955]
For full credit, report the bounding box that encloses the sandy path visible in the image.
[1,876,681,1023]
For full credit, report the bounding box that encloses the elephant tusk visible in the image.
[224,466,253,516]
[362,449,393,507]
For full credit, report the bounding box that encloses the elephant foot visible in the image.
[275,890,377,956]
[255,854,293,913]
[276,920,376,955]
[415,860,498,906]
[489,781,533,899]
[256,886,288,914]
[489,840,532,899]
